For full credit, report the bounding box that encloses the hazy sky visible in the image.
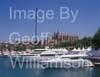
[0,0,100,41]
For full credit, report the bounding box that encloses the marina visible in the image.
[0,0,100,77]
[1,47,100,68]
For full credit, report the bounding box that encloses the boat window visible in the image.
[61,57,79,59]
[70,57,79,59]
[40,54,56,56]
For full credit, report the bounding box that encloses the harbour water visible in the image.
[0,56,100,77]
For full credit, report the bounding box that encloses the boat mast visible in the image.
[35,8,38,43]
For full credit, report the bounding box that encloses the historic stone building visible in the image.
[47,31,79,47]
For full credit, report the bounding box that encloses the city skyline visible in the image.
[0,0,100,41]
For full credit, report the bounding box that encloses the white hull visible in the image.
[40,58,94,69]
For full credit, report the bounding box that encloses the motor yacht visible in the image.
[40,53,94,69]
[10,49,59,63]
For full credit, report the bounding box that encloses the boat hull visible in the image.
[40,59,94,69]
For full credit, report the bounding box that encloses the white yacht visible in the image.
[35,48,69,62]
[10,49,59,63]
[3,51,10,56]
[10,47,92,63]
[15,48,68,62]
[40,54,94,69]
[37,50,58,62]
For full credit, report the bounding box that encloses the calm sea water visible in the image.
[0,56,100,77]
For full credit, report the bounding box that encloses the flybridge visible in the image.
[9,6,79,23]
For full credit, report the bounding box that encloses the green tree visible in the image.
[74,40,83,48]
[14,43,25,51]
[81,36,93,47]
[93,28,100,50]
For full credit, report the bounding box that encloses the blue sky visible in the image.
[0,0,100,41]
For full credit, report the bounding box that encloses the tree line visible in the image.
[0,27,100,51]
[53,28,100,50]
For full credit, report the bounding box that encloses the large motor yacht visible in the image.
[40,53,94,69]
